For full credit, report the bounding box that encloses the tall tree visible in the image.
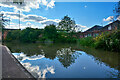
[44,24,57,41]
[58,15,76,32]
[114,1,120,18]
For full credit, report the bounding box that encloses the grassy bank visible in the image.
[78,30,120,52]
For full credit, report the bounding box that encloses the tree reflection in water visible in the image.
[57,47,81,68]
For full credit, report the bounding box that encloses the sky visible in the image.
[0,0,119,31]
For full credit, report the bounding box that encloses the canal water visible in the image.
[5,42,120,78]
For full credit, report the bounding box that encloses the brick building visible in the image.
[78,20,120,38]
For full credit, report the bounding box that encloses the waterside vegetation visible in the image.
[78,30,120,52]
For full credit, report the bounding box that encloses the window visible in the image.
[108,25,111,30]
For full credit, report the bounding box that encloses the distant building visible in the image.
[86,25,103,32]
[101,20,120,31]
[78,20,120,38]
[78,25,103,38]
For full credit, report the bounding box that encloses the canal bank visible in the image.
[1,45,35,79]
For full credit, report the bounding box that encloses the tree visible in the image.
[44,24,57,41]
[58,15,76,32]
[20,28,40,43]
[114,1,120,18]
[5,30,20,41]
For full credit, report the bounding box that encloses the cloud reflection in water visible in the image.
[13,53,55,78]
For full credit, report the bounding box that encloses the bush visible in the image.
[55,32,77,43]
[5,30,20,42]
[44,25,57,41]
[78,37,94,47]
[20,28,41,43]
[94,30,120,52]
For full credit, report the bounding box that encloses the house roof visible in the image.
[84,25,103,32]
[84,20,120,33]
[101,20,120,30]
[104,20,120,27]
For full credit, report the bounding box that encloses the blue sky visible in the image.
[0,1,119,31]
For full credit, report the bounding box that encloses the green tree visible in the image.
[44,24,57,41]
[114,1,120,18]
[5,30,21,41]
[20,28,40,43]
[58,15,76,32]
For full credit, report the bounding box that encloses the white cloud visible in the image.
[1,11,47,23]
[0,11,25,20]
[47,0,55,8]
[22,14,47,22]
[1,11,60,26]
[42,0,48,6]
[103,16,114,21]
[5,22,45,29]
[1,11,60,29]
[40,19,61,26]
[5,23,27,29]
[82,27,89,32]
[75,24,88,32]
[26,22,31,26]
[0,0,55,12]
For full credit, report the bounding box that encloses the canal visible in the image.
[4,42,120,78]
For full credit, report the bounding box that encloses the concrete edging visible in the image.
[3,46,36,79]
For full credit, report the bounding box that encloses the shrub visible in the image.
[78,37,94,47]
[94,30,120,52]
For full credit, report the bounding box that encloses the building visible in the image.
[101,20,120,31]
[78,20,120,38]
[78,25,103,38]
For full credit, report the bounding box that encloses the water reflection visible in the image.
[5,42,120,78]
[57,47,81,68]
[22,62,55,78]
[13,53,55,78]
[13,53,45,61]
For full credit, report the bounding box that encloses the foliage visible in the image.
[78,30,120,52]
[5,28,43,43]
[114,1,120,18]
[58,15,76,32]
[78,37,94,47]
[3,15,79,43]
[94,30,120,52]
[55,31,77,43]
[5,30,20,42]
[20,28,41,43]
[44,24,57,41]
